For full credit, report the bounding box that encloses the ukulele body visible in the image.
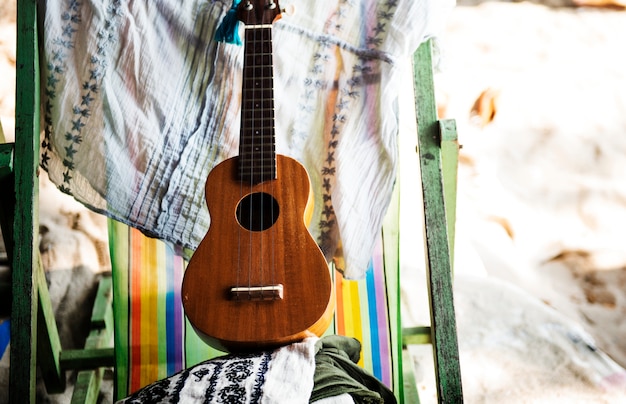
[182,154,334,352]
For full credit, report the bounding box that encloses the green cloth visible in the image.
[311,336,397,404]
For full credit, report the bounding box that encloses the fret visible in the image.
[242,78,274,89]
[238,165,277,183]
[245,49,272,55]
[241,107,274,118]
[244,27,272,42]
[240,127,275,134]
[239,141,274,148]
[244,49,272,56]
[239,127,274,137]
[242,89,274,101]
[239,161,276,169]
[245,64,271,72]
[241,116,274,125]
[243,66,273,77]
[240,127,275,135]
[242,99,274,111]
[239,150,275,159]
[244,55,272,67]
[239,146,274,153]
[239,159,276,167]
[239,148,274,158]
[240,134,275,144]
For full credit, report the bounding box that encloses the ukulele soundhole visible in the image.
[236,192,280,231]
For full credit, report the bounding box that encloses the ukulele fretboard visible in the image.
[239,26,276,184]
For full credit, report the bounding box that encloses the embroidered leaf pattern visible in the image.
[292,0,398,262]
[41,0,122,195]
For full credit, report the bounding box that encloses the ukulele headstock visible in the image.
[237,0,282,25]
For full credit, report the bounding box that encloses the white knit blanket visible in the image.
[116,337,318,403]
[41,0,453,279]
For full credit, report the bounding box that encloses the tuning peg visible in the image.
[245,0,253,10]
[267,0,277,9]
[282,4,295,15]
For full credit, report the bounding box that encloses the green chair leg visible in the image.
[11,0,41,401]
[412,39,463,403]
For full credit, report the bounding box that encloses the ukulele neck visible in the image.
[238,25,277,185]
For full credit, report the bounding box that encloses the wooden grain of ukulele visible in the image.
[182,0,334,352]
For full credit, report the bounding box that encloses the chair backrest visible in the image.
[109,211,403,400]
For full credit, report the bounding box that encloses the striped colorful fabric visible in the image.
[332,238,394,389]
[109,221,223,397]
[108,218,401,399]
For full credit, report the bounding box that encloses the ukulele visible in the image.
[182,0,334,352]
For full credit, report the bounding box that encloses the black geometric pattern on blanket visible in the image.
[118,352,271,404]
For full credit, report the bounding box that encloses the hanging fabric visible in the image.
[40,0,453,279]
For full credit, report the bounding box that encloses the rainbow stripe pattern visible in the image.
[109,219,401,399]
[331,238,397,390]
[109,221,222,397]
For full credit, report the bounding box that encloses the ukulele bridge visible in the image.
[230,284,284,301]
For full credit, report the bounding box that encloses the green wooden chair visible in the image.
[2,0,462,402]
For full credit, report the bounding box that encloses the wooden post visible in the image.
[413,39,463,403]
[11,0,41,402]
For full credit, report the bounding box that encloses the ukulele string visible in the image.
[249,24,257,297]
[255,23,263,295]
[239,23,254,298]
[267,24,276,297]
[236,29,244,299]
[236,26,244,298]
[262,23,277,295]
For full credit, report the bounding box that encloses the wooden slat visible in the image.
[61,347,116,371]
[89,276,113,329]
[402,349,421,404]
[10,0,41,402]
[440,119,459,271]
[68,275,115,403]
[71,360,106,404]
[402,326,432,346]
[36,257,66,393]
[413,40,463,403]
